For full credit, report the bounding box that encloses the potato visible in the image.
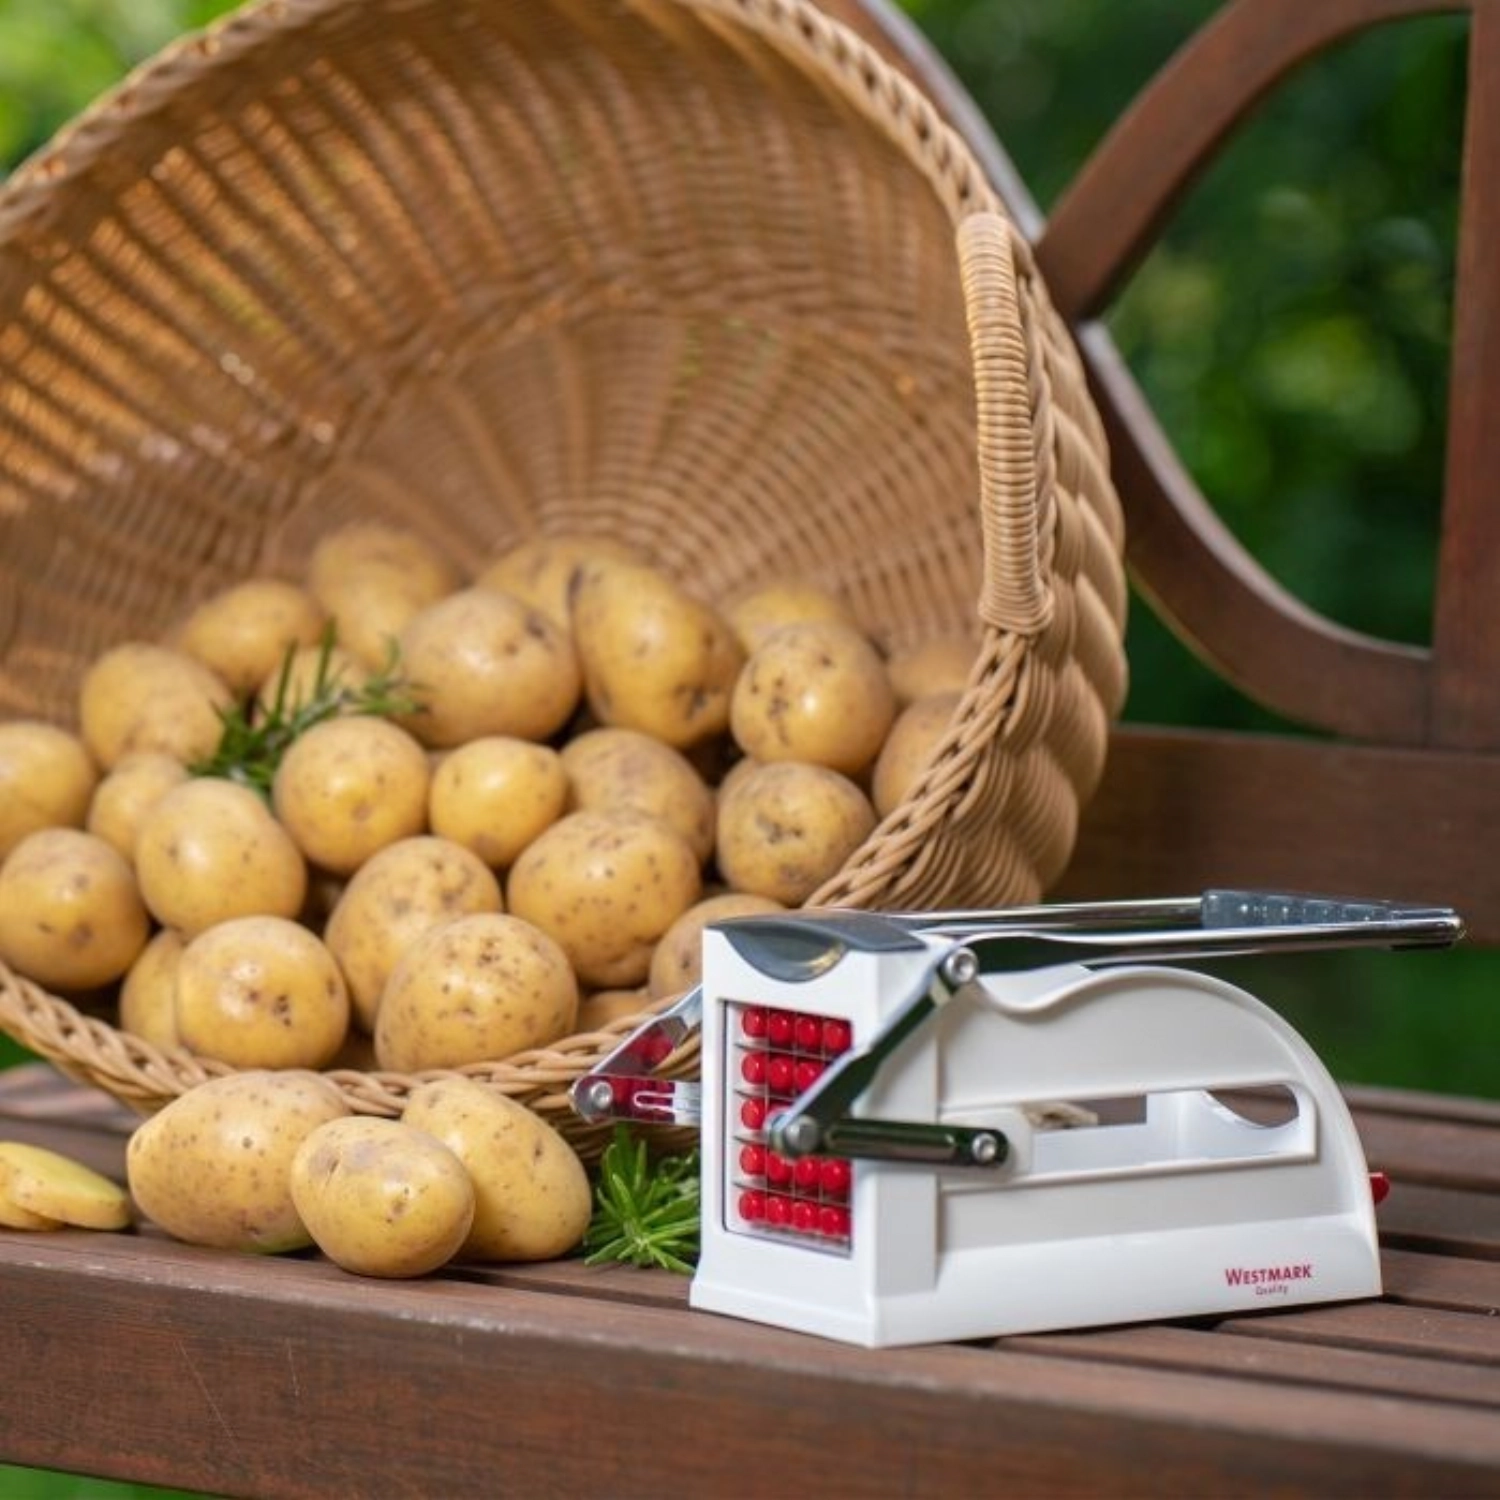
[0,720,98,861]
[175,578,327,697]
[0,1141,130,1230]
[507,811,702,989]
[135,778,307,936]
[126,1070,350,1252]
[730,620,895,777]
[175,916,350,1070]
[575,989,654,1032]
[396,588,581,748]
[725,579,854,654]
[647,891,786,999]
[886,632,977,707]
[0,828,149,991]
[118,928,186,1049]
[428,737,568,870]
[571,560,744,748]
[308,521,459,609]
[403,1078,592,1262]
[254,640,367,720]
[0,1196,61,1231]
[77,642,233,770]
[715,762,875,906]
[86,751,189,862]
[375,912,578,1071]
[271,715,429,875]
[561,727,715,863]
[324,836,504,1031]
[871,691,962,818]
[475,534,640,633]
[290,1116,475,1278]
[319,575,429,673]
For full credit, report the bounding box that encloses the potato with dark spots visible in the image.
[428,737,568,870]
[396,587,581,748]
[730,619,895,778]
[475,534,640,635]
[135,777,307,936]
[403,1078,592,1262]
[290,1116,475,1278]
[126,1070,349,1253]
[174,577,327,697]
[0,720,98,861]
[271,715,429,876]
[77,642,233,770]
[570,560,744,749]
[374,912,579,1071]
[175,915,350,1070]
[506,810,702,989]
[715,761,876,906]
[0,828,149,991]
[561,726,715,863]
[325,835,504,1031]
[871,691,963,818]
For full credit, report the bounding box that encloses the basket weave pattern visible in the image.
[0,0,1126,1150]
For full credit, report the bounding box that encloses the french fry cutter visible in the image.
[571,890,1463,1348]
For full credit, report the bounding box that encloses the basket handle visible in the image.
[957,212,1054,636]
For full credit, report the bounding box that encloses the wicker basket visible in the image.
[0,0,1127,1157]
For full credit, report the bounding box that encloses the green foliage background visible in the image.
[0,0,1492,1493]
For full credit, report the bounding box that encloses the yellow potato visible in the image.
[871,691,962,818]
[571,560,744,749]
[290,1116,475,1278]
[254,640,368,720]
[0,1141,130,1230]
[725,579,854,654]
[175,578,327,697]
[308,521,459,610]
[474,534,640,633]
[647,891,786,999]
[135,777,307,936]
[271,715,429,876]
[374,912,579,1071]
[319,575,430,673]
[324,835,504,1031]
[118,928,186,1050]
[402,1078,592,1262]
[0,1196,62,1231]
[428,737,568,870]
[561,727,715,863]
[575,989,654,1032]
[397,587,581,748]
[86,751,189,862]
[506,811,702,989]
[0,828,149,991]
[0,720,98,861]
[126,1070,350,1252]
[886,632,978,707]
[715,762,876,906]
[77,642,233,770]
[175,915,350,1070]
[730,620,895,777]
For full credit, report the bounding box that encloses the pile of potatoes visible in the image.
[0,522,976,1273]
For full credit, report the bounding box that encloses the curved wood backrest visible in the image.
[818,0,1500,938]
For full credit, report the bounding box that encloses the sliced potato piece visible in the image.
[0,1141,131,1230]
[0,1195,63,1232]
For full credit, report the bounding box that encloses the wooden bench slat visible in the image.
[1217,1299,1500,1367]
[1381,1246,1500,1314]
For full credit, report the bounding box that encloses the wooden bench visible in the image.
[1,2,1496,1494]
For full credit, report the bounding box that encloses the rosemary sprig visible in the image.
[189,624,421,796]
[583,1125,701,1274]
